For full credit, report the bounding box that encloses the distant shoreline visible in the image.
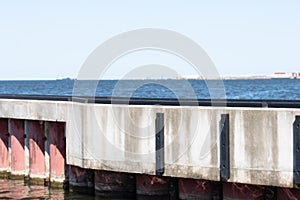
[1,74,299,81]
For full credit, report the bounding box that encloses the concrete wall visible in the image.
[0,99,299,188]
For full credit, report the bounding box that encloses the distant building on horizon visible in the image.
[272,72,300,79]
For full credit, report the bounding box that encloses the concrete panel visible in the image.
[10,119,25,177]
[65,103,300,187]
[68,104,221,181]
[70,104,156,173]
[164,107,221,181]
[0,99,68,122]
[66,103,84,167]
[230,109,296,187]
[0,118,9,173]
[28,120,45,181]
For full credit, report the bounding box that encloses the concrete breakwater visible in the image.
[1,98,300,199]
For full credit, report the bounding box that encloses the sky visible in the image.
[0,0,299,80]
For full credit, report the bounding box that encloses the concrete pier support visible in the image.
[136,174,177,199]
[94,170,135,198]
[48,122,66,187]
[10,119,25,178]
[0,118,9,177]
[69,165,94,193]
[28,120,46,184]
[179,178,221,199]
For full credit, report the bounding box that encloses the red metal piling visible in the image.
[10,119,25,178]
[0,118,9,177]
[49,122,66,187]
[28,120,46,184]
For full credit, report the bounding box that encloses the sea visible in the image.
[0,78,300,199]
[0,78,300,100]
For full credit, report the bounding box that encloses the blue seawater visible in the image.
[0,78,299,100]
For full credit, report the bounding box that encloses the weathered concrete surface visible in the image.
[1,99,300,188]
[0,99,67,122]
[67,104,222,182]
[67,103,300,187]
[229,109,296,187]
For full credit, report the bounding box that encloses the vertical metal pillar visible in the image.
[44,122,50,184]
[0,118,9,176]
[49,121,66,187]
[156,113,164,176]
[293,116,300,185]
[10,119,25,177]
[220,114,230,181]
[24,120,29,179]
[28,120,45,183]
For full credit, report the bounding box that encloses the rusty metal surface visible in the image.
[49,122,65,183]
[178,178,219,200]
[0,119,9,170]
[136,174,170,196]
[277,187,300,200]
[94,170,135,198]
[28,120,45,178]
[68,165,94,189]
[223,182,266,200]
[10,119,25,174]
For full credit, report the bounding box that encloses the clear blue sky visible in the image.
[0,1,299,79]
